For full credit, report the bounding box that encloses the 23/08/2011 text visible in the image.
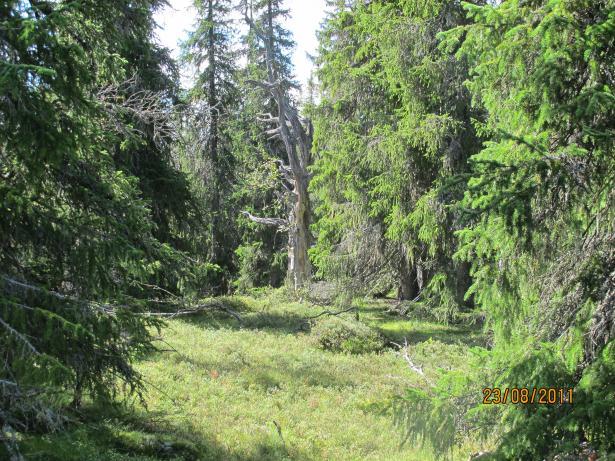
[482,387,573,405]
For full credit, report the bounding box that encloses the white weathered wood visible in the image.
[242,2,313,290]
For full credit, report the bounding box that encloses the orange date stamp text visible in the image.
[482,387,573,405]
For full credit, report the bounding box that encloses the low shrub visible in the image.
[311,316,385,354]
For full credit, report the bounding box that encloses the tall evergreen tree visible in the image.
[243,0,296,94]
[182,0,240,292]
[389,0,614,457]
[0,0,194,450]
[311,0,479,313]
[106,0,198,296]
[441,0,615,456]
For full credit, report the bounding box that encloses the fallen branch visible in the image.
[305,306,357,320]
[142,303,243,322]
[391,337,425,376]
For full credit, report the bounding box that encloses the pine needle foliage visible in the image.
[394,0,615,458]
[312,0,614,458]
[311,0,481,315]
[0,0,195,453]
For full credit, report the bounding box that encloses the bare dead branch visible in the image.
[391,337,425,376]
[142,303,242,322]
[257,113,279,123]
[96,74,178,147]
[305,306,357,320]
[245,78,278,90]
[240,211,288,228]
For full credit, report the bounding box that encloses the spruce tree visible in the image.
[311,0,479,312]
[182,0,240,292]
[0,0,193,450]
[441,0,615,456]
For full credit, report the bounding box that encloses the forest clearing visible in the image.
[1,0,613,460]
[17,292,486,460]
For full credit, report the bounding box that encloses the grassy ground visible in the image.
[19,291,486,460]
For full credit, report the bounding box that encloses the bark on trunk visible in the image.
[241,2,313,291]
[207,0,220,262]
[397,253,419,301]
[455,261,472,307]
[288,173,311,289]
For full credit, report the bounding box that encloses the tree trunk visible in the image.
[207,0,220,263]
[455,260,472,307]
[242,3,313,292]
[397,253,419,301]
[288,172,311,289]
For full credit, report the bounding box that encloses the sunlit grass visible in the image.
[20,291,485,460]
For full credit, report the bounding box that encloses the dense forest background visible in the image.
[1,0,613,460]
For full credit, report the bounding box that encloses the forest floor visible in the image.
[20,291,487,460]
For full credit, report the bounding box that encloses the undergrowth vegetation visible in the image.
[13,291,488,461]
[310,316,386,354]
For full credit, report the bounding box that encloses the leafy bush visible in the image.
[310,316,385,354]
